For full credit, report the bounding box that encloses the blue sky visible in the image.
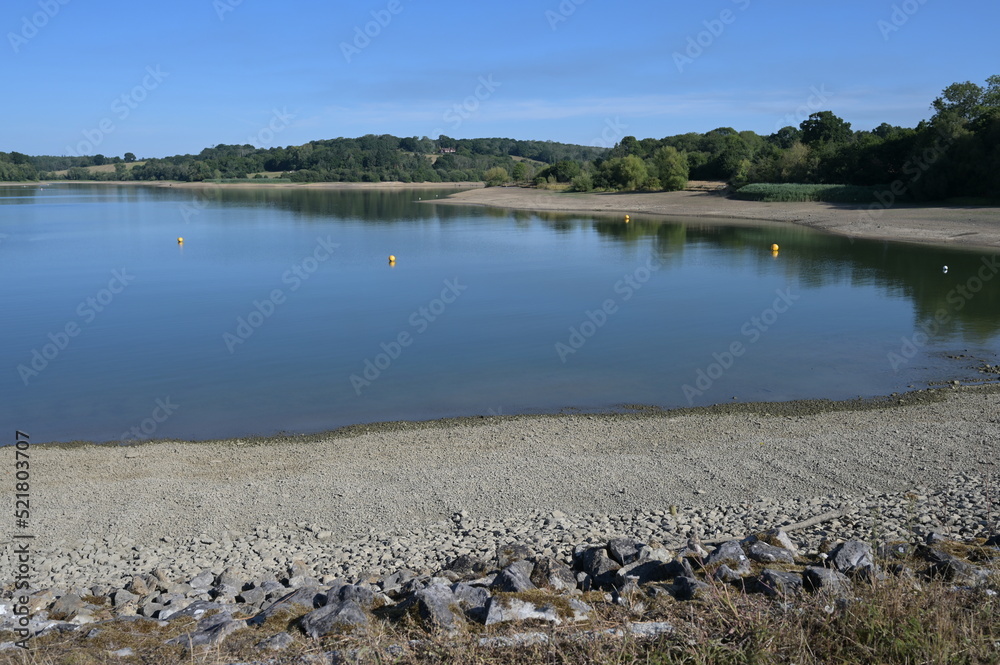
[2,0,998,158]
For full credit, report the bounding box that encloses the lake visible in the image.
[2,183,998,443]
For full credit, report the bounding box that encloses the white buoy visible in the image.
[942,265,949,273]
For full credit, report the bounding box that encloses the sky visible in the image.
[2,0,998,159]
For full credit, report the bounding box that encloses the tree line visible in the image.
[3,76,997,200]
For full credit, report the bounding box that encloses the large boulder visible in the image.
[492,561,537,593]
[299,600,369,638]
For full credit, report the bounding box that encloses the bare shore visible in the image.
[432,186,1000,250]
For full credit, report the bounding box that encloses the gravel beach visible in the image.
[5,385,998,590]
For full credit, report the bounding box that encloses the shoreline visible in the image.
[6,384,998,589]
[431,187,1000,251]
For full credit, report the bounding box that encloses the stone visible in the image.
[163,600,227,621]
[712,564,745,583]
[985,534,1000,549]
[496,544,533,569]
[478,632,549,647]
[299,600,369,638]
[829,541,875,574]
[531,557,578,591]
[759,529,799,556]
[927,557,990,586]
[615,558,670,586]
[450,583,490,621]
[166,615,245,651]
[492,561,537,593]
[627,621,674,638]
[256,631,294,651]
[608,537,645,566]
[748,541,795,565]
[217,566,244,589]
[757,569,804,597]
[112,589,139,609]
[248,587,324,627]
[444,554,489,579]
[409,584,466,634]
[803,566,851,594]
[188,570,215,591]
[237,587,267,607]
[125,576,150,596]
[878,542,911,560]
[333,585,377,609]
[484,596,589,626]
[575,545,621,588]
[705,541,750,572]
[672,576,710,601]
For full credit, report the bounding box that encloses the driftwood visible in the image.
[700,509,844,546]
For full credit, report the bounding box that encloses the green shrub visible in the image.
[733,182,902,203]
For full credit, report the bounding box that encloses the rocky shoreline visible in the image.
[2,516,997,660]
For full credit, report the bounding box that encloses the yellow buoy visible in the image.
[624,215,630,223]
[388,254,396,263]
[177,237,184,244]
[770,243,779,252]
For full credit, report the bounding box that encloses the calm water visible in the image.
[2,184,998,443]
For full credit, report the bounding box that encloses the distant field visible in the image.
[52,162,145,176]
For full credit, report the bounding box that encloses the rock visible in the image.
[408,584,466,634]
[748,541,795,565]
[616,558,670,586]
[828,541,875,574]
[878,542,911,560]
[672,576,710,601]
[759,529,799,556]
[608,537,645,566]
[484,596,590,626]
[188,570,215,591]
[496,544,533,569]
[985,534,1000,549]
[248,587,324,627]
[111,589,139,609]
[803,566,851,594]
[166,614,245,651]
[530,557,577,591]
[125,576,150,596]
[574,545,621,588]
[706,541,750,570]
[627,621,674,638]
[492,561,537,593]
[712,564,745,583]
[333,585,377,609]
[757,569,804,597]
[927,557,990,586]
[217,567,244,589]
[162,600,227,621]
[379,569,417,595]
[237,587,267,607]
[478,632,549,647]
[299,600,369,638]
[256,631,294,651]
[450,583,490,621]
[443,554,489,579]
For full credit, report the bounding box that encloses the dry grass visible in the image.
[2,571,996,665]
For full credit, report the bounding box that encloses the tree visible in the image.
[600,155,648,191]
[800,111,852,146]
[124,152,136,163]
[649,146,689,191]
[483,166,509,187]
[512,161,528,182]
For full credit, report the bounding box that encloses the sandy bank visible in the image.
[432,187,1000,250]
